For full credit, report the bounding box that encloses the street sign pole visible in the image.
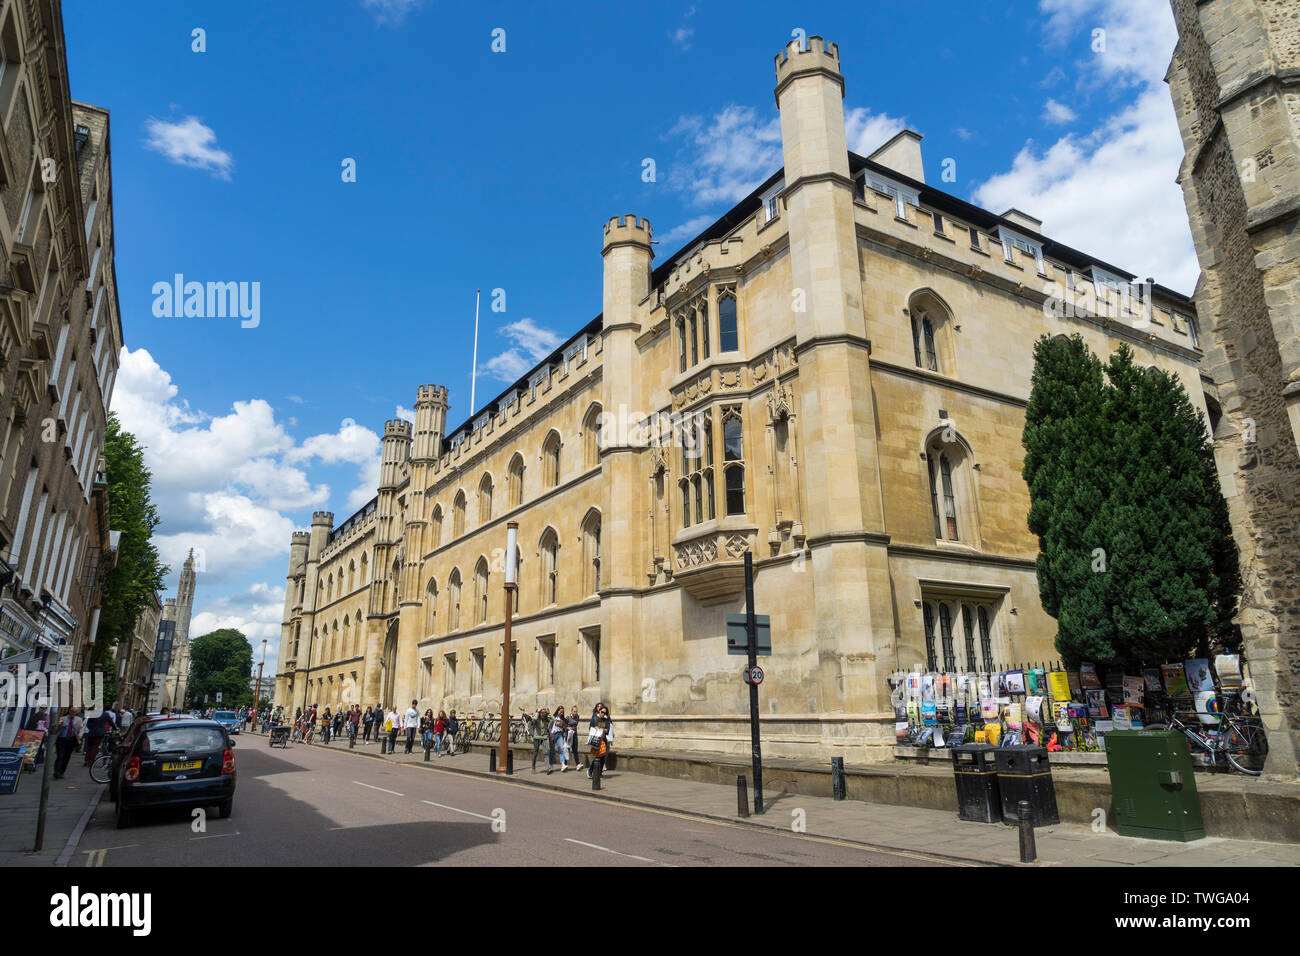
[744,551,764,814]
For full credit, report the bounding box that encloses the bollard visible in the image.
[737,775,750,818]
[831,757,846,801]
[424,741,431,762]
[592,760,603,792]
[489,747,497,772]
[506,749,514,775]
[349,733,355,750]
[1018,800,1037,864]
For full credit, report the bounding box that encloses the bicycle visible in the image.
[88,731,121,784]
[1146,689,1268,775]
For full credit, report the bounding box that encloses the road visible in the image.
[74,735,960,867]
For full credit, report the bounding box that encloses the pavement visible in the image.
[253,726,1300,867]
[0,757,105,867]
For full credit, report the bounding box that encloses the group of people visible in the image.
[23,703,134,779]
[271,700,615,777]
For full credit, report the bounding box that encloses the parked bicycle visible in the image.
[1146,689,1268,776]
[88,730,122,784]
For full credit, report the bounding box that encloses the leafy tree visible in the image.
[92,413,168,697]
[1023,336,1240,667]
[189,628,254,707]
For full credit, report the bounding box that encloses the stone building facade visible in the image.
[1167,0,1300,773]
[0,0,120,741]
[115,589,159,714]
[276,38,1211,761]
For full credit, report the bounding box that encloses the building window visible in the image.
[926,447,960,541]
[478,473,493,524]
[937,603,956,671]
[538,635,556,690]
[582,511,601,595]
[922,317,938,371]
[978,606,993,671]
[911,317,923,367]
[677,318,688,373]
[583,405,603,470]
[508,453,525,507]
[718,287,738,353]
[688,308,699,366]
[679,412,715,528]
[542,431,561,488]
[1185,314,1199,348]
[431,505,443,547]
[540,529,559,606]
[475,557,489,625]
[470,648,484,696]
[447,569,462,629]
[922,603,936,671]
[722,406,745,516]
[424,579,438,635]
[581,628,601,686]
[932,211,944,234]
[453,491,466,537]
[962,603,977,671]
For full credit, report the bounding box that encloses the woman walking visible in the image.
[362,706,374,743]
[434,711,446,756]
[587,703,612,780]
[551,706,570,772]
[420,709,434,754]
[567,704,581,770]
[530,707,552,773]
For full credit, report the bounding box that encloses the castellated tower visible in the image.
[600,214,653,710]
[274,531,310,705]
[774,35,891,718]
[411,384,449,463]
[360,420,411,705]
[168,550,198,709]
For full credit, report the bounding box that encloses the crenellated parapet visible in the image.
[602,214,653,256]
[773,35,843,102]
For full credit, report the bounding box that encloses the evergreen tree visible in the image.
[1022,337,1240,667]
[93,413,168,696]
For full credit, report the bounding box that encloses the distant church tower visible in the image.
[160,550,198,710]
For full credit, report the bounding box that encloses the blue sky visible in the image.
[62,0,1196,667]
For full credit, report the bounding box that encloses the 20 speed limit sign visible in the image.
[745,665,764,685]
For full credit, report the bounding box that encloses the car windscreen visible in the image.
[141,726,226,754]
[213,711,237,720]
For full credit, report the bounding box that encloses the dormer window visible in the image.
[760,179,784,223]
[562,335,588,373]
[529,368,550,400]
[999,227,1044,274]
[863,173,918,220]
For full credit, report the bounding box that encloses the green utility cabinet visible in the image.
[1104,730,1204,841]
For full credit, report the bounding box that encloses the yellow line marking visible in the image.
[85,849,105,867]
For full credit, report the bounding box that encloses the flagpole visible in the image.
[470,289,481,414]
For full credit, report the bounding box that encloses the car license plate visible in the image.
[163,760,201,772]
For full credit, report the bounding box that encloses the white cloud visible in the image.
[481,318,563,383]
[143,116,233,180]
[970,0,1196,295]
[657,214,715,248]
[361,0,422,25]
[1042,98,1077,124]
[666,104,906,208]
[954,127,975,142]
[191,582,287,668]
[154,493,296,585]
[394,405,416,423]
[670,26,694,51]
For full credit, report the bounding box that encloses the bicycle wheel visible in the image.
[1223,718,1267,775]
[89,753,113,784]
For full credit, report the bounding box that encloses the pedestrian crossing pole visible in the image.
[498,522,518,774]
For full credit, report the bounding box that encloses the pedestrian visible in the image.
[52,707,84,779]
[420,709,435,753]
[433,710,446,756]
[404,700,419,754]
[587,703,612,780]
[322,706,333,743]
[83,708,108,766]
[551,706,570,772]
[349,704,361,743]
[530,707,552,773]
[386,705,400,754]
[445,710,459,756]
[362,706,374,742]
[567,704,581,769]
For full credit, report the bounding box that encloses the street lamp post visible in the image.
[498,521,518,774]
[256,639,268,717]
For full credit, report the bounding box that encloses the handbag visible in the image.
[589,739,607,758]
[586,724,604,745]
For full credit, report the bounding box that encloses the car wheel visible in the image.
[115,800,132,829]
[217,799,233,819]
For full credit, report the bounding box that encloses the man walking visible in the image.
[404,700,419,753]
[349,704,361,744]
[445,710,459,756]
[53,707,84,779]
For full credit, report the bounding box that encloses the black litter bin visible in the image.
[993,745,1059,826]
[951,744,1002,823]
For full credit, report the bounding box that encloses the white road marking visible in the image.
[421,799,495,821]
[564,837,663,864]
[85,844,139,852]
[353,780,404,796]
[191,831,241,840]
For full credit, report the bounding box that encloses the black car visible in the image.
[111,718,236,828]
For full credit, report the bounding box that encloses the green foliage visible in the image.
[189,628,254,708]
[1022,336,1241,667]
[95,413,168,654]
